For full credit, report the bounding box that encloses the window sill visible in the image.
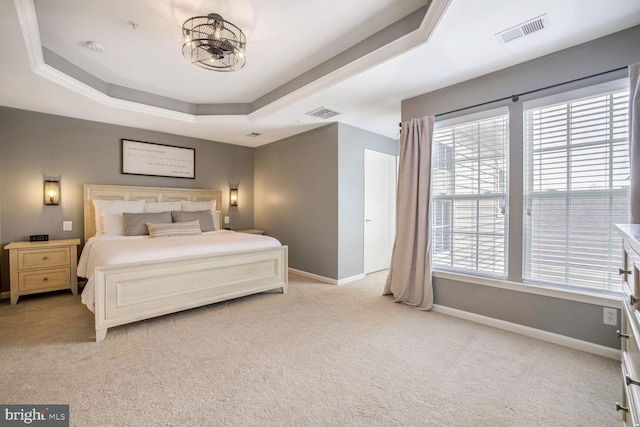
[432,270,621,308]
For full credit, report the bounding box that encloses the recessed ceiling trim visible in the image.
[14,0,43,72]
[14,0,450,124]
[415,0,452,43]
[14,0,195,122]
[249,0,452,121]
[37,62,196,122]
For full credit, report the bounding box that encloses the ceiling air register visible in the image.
[182,13,246,72]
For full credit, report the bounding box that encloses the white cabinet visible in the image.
[616,225,640,426]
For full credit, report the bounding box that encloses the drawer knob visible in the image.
[620,267,632,275]
[42,256,48,260]
[616,403,629,413]
[42,277,48,282]
[618,330,631,339]
[626,375,640,387]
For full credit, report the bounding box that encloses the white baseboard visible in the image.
[288,268,365,286]
[337,274,366,285]
[432,304,621,361]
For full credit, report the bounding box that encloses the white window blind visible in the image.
[432,109,509,276]
[523,80,629,293]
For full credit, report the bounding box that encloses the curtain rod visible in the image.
[398,66,629,127]
[399,65,628,127]
[434,66,628,117]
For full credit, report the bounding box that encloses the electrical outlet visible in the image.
[224,216,230,224]
[603,307,617,326]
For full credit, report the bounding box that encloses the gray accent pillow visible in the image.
[123,211,172,236]
[171,210,215,232]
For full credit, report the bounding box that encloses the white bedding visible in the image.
[78,230,282,312]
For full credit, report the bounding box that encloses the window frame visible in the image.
[430,77,630,298]
[521,78,630,295]
[431,107,510,278]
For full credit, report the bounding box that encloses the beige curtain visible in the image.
[384,116,434,310]
[631,63,640,223]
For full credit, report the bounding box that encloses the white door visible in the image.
[364,149,396,274]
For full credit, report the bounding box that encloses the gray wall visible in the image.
[401,24,640,349]
[403,25,640,121]
[254,124,340,278]
[338,123,398,279]
[0,107,255,292]
[254,122,398,281]
[434,278,618,348]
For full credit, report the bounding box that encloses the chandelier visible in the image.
[182,13,246,72]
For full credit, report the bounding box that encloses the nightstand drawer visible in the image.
[19,268,70,291]
[6,238,80,305]
[18,247,71,269]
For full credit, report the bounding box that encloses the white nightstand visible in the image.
[6,238,80,305]
[235,229,264,235]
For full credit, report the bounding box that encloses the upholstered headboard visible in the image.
[83,184,223,241]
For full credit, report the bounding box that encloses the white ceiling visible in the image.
[1,0,640,147]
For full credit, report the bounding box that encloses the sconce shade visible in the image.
[230,188,238,206]
[44,180,60,205]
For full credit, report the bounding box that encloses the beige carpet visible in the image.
[0,271,620,426]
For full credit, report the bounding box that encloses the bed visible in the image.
[78,184,288,342]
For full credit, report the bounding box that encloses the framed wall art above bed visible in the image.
[122,139,195,179]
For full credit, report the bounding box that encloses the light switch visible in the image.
[63,221,72,231]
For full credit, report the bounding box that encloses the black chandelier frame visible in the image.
[182,13,246,72]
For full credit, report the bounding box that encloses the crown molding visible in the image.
[14,0,196,122]
[249,0,451,121]
[14,0,450,123]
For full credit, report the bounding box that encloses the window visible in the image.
[431,109,509,277]
[433,200,451,254]
[522,80,630,293]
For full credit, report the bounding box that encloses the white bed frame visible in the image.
[83,184,288,342]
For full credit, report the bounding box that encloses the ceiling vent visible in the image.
[306,107,341,119]
[496,14,549,44]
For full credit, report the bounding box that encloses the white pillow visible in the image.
[144,201,182,213]
[180,200,216,212]
[102,213,125,235]
[93,199,146,235]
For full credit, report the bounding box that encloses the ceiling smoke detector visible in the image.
[86,41,105,52]
[246,132,262,137]
[496,14,549,44]
[306,107,341,119]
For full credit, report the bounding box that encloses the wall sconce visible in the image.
[229,188,238,207]
[44,180,60,206]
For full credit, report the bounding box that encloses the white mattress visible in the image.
[78,230,282,312]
